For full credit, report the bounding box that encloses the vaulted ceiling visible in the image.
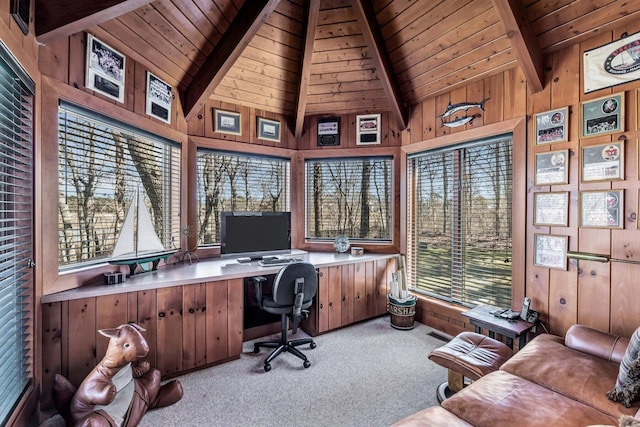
[34,0,640,135]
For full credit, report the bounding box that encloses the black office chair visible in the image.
[251,262,318,372]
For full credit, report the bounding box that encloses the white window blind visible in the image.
[305,157,393,241]
[196,149,290,246]
[58,103,181,270]
[407,135,512,307]
[0,42,34,425]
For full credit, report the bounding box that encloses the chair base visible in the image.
[253,314,316,371]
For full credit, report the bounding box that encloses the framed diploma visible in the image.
[534,150,569,186]
[581,141,624,182]
[534,192,569,226]
[579,190,624,229]
[534,234,568,270]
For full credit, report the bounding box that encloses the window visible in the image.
[58,103,181,270]
[196,149,290,246]
[305,157,393,241]
[0,42,34,425]
[407,135,513,307]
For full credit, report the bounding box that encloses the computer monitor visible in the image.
[220,211,291,259]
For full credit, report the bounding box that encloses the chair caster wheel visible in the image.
[253,346,260,354]
[303,360,311,369]
[310,342,317,349]
[264,363,271,372]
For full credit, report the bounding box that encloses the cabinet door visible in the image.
[183,283,207,370]
[156,287,184,376]
[364,261,377,318]
[227,278,244,358]
[353,262,367,322]
[341,264,353,326]
[327,265,343,330]
[317,267,330,333]
[206,279,229,363]
[375,258,393,316]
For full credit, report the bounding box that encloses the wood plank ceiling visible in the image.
[35,0,640,135]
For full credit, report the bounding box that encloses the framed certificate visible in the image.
[534,234,568,270]
[534,150,569,185]
[579,189,624,229]
[580,93,624,138]
[581,141,624,182]
[534,107,569,145]
[534,192,569,226]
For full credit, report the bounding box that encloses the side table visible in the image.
[461,304,536,350]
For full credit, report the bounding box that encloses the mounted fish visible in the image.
[441,114,480,128]
[438,98,490,119]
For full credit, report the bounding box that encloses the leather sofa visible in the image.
[394,324,640,427]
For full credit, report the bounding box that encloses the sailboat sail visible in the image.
[111,191,166,260]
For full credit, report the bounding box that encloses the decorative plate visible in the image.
[333,236,350,253]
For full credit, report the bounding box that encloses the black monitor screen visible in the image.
[220,212,291,258]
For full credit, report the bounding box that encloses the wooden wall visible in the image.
[405,21,640,339]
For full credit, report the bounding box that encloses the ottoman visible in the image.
[428,331,512,402]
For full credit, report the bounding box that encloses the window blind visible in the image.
[196,149,290,246]
[305,157,393,241]
[407,136,512,307]
[0,41,34,426]
[58,103,181,270]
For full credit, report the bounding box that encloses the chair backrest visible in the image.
[271,262,318,307]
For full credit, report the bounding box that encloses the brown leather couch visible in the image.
[394,324,640,427]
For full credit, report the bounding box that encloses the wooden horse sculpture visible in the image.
[53,323,183,427]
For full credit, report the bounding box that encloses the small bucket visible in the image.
[388,294,416,330]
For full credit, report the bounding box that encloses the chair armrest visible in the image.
[565,324,629,364]
[251,276,267,308]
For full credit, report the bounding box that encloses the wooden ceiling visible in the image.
[35,0,640,135]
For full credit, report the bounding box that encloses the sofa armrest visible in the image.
[565,324,629,364]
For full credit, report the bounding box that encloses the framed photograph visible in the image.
[257,117,281,142]
[145,72,172,124]
[317,117,340,146]
[356,113,381,145]
[534,149,569,185]
[11,0,30,35]
[534,234,568,270]
[580,93,624,138]
[534,107,568,145]
[580,189,624,229]
[581,141,624,182]
[85,34,126,103]
[584,31,640,93]
[534,192,569,226]
[214,109,241,135]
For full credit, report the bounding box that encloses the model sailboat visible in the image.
[109,191,175,275]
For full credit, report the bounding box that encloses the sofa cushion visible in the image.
[608,327,640,407]
[440,370,619,427]
[500,333,639,418]
[392,405,473,426]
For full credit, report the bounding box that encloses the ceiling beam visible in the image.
[491,0,544,93]
[349,0,407,130]
[35,0,154,44]
[182,0,281,122]
[294,0,321,139]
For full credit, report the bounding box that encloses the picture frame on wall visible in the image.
[257,117,281,142]
[85,34,126,103]
[11,0,30,35]
[534,107,568,145]
[581,141,624,182]
[580,93,624,138]
[579,189,624,229]
[356,113,381,145]
[145,72,172,124]
[214,109,242,135]
[534,149,569,186]
[534,192,569,227]
[534,234,568,270]
[317,117,340,146]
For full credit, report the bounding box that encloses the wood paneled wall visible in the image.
[405,21,640,339]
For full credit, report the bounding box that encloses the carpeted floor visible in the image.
[140,316,450,427]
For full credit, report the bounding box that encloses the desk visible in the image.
[462,304,536,350]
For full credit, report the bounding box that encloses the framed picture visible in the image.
[11,0,29,35]
[146,72,172,124]
[534,149,569,185]
[579,189,624,229]
[85,34,126,103]
[534,234,568,270]
[580,93,624,138]
[584,31,640,93]
[581,141,624,182]
[534,192,569,226]
[214,109,241,135]
[637,89,640,130]
[356,113,381,145]
[317,117,340,146]
[257,117,281,142]
[534,107,568,145]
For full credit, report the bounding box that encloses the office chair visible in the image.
[251,262,318,372]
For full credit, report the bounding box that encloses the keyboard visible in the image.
[258,257,303,266]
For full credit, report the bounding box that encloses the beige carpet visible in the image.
[139,316,449,427]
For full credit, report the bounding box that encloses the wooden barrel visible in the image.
[388,294,416,330]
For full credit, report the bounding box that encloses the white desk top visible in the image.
[42,251,398,304]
